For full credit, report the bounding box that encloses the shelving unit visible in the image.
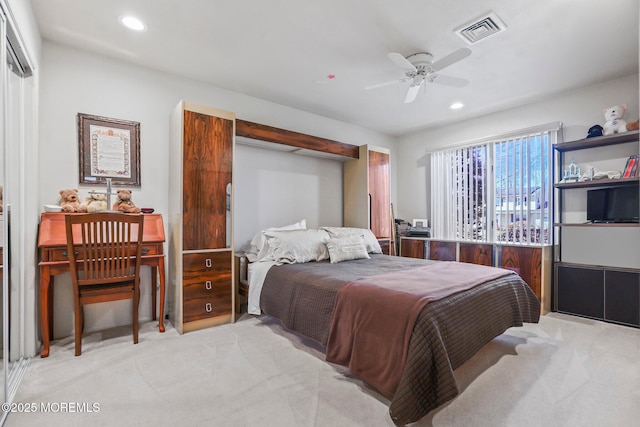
[554,130,639,151]
[554,175,639,190]
[553,130,639,327]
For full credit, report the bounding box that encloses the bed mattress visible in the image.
[259,254,540,425]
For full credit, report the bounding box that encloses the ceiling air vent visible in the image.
[454,11,507,44]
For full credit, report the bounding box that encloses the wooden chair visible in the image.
[65,212,144,356]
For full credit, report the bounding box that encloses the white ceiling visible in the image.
[29,0,639,136]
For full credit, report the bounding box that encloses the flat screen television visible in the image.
[587,186,639,223]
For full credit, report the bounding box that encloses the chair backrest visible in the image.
[65,213,145,287]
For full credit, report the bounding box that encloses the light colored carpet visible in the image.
[4,312,640,427]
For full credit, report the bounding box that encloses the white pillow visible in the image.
[326,235,370,264]
[263,229,330,264]
[320,226,383,254]
[246,220,306,262]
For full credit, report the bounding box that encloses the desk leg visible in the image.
[40,268,54,358]
[158,259,166,333]
[151,267,158,321]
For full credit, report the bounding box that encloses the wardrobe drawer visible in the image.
[183,296,232,323]
[183,276,232,301]
[183,251,231,279]
[182,251,232,323]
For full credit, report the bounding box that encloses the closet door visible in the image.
[1,5,34,413]
[0,8,7,412]
[182,111,233,251]
[368,150,390,239]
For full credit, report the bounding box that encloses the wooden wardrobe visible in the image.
[169,101,235,333]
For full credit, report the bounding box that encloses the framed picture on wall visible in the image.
[77,113,141,187]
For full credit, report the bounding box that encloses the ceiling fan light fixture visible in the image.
[119,15,146,32]
[368,48,471,103]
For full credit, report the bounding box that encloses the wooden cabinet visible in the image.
[377,238,391,255]
[400,237,426,259]
[368,149,391,239]
[459,242,493,266]
[497,245,551,310]
[400,237,552,314]
[182,252,232,323]
[604,269,640,326]
[169,101,235,334]
[553,131,639,326]
[429,240,456,261]
[556,263,639,327]
[556,264,604,319]
[344,145,391,240]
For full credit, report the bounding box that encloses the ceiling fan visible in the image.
[366,48,472,103]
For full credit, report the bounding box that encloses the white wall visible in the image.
[39,41,397,339]
[396,74,639,222]
[234,144,343,248]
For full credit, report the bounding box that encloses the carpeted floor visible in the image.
[4,312,640,427]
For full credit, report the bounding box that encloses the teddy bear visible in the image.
[626,119,639,131]
[83,192,108,213]
[603,104,628,135]
[58,189,87,213]
[112,189,141,213]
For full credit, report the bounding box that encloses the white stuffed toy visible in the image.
[83,192,108,212]
[603,104,628,135]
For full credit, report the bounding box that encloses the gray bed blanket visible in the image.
[259,254,540,425]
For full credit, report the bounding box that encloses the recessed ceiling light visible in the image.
[119,15,146,31]
[450,102,464,110]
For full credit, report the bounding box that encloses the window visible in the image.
[430,123,560,245]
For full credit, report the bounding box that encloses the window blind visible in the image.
[431,124,559,245]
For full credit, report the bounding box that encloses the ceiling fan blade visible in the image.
[365,77,408,90]
[431,48,471,71]
[430,74,469,88]
[404,81,423,103]
[388,52,417,72]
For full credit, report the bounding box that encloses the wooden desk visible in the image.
[38,212,166,357]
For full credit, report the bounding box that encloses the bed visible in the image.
[245,225,540,426]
